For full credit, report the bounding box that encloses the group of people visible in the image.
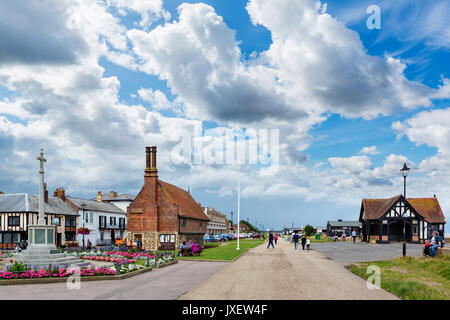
[425,230,445,257]
[291,232,310,251]
[178,240,200,256]
[331,230,359,243]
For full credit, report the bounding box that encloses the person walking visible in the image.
[87,239,92,251]
[267,232,275,249]
[292,232,299,251]
[301,234,307,250]
[274,233,278,245]
[352,230,357,243]
[306,238,310,252]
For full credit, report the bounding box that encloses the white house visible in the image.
[53,188,127,246]
[202,207,228,235]
[93,191,135,212]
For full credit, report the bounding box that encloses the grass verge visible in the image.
[178,240,264,261]
[347,255,450,300]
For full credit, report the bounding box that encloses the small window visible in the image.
[90,212,93,223]
[199,221,202,227]
[4,233,12,243]
[8,216,20,226]
[181,218,186,227]
[52,218,61,226]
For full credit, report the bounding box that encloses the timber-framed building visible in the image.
[360,194,445,243]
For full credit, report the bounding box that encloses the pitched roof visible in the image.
[101,194,136,201]
[327,221,362,227]
[159,180,209,221]
[67,196,125,214]
[407,198,445,224]
[361,195,446,223]
[0,193,78,216]
[362,195,402,220]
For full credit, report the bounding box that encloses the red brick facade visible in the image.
[127,146,209,250]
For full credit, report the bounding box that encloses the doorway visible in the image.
[389,220,411,242]
[56,233,62,247]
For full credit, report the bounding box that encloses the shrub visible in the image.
[303,225,315,236]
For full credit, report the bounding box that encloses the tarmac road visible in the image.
[179,239,399,300]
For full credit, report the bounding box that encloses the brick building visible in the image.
[127,146,209,251]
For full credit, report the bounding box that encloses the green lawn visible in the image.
[178,240,265,261]
[347,255,450,300]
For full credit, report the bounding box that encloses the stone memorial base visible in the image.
[16,225,85,269]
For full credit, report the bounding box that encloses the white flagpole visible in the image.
[237,165,240,250]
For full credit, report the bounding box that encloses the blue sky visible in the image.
[0,0,449,230]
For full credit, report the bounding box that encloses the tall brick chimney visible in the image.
[53,188,66,201]
[44,183,48,203]
[97,191,102,202]
[144,146,158,182]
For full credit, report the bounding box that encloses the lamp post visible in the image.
[237,166,240,250]
[81,203,87,248]
[400,162,410,257]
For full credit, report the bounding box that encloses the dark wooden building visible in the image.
[360,194,446,243]
[326,220,361,236]
[0,190,79,249]
[127,146,209,251]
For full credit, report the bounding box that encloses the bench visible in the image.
[437,247,449,256]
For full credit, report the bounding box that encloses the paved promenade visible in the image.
[179,239,398,300]
[312,241,423,264]
[0,260,228,300]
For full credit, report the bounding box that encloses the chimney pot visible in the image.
[54,188,65,201]
[97,191,102,202]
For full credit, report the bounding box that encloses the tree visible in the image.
[239,220,259,232]
[303,224,315,236]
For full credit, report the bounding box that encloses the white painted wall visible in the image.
[76,209,127,246]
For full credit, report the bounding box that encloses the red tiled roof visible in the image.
[159,180,209,221]
[407,198,445,224]
[361,195,446,223]
[362,195,401,220]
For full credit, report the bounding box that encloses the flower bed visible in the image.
[80,256,136,264]
[0,266,116,280]
[112,264,145,274]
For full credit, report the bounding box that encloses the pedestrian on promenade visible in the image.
[292,232,299,251]
[87,239,92,251]
[352,230,357,243]
[342,231,346,242]
[267,232,275,249]
[274,233,278,245]
[306,238,310,252]
[301,234,307,250]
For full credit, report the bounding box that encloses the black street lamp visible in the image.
[400,162,410,257]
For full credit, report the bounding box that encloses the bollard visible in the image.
[146,255,150,267]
